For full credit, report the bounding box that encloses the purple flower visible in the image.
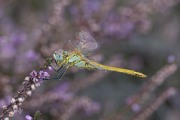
[25,50,39,61]
[0,37,16,59]
[83,0,100,18]
[69,0,101,20]
[131,104,141,112]
[48,66,53,71]
[25,115,33,120]
[30,70,38,78]
[101,13,134,39]
[54,83,73,101]
[30,70,50,80]
[167,55,175,63]
[10,32,26,47]
[39,71,50,79]
[55,83,70,92]
[84,101,100,115]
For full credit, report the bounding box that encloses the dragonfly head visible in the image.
[53,49,67,62]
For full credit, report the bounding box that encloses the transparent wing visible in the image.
[77,31,98,54]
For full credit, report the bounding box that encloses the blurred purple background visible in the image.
[0,0,180,120]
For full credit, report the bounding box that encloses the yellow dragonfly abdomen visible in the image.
[87,59,147,78]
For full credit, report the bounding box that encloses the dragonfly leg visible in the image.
[51,64,64,73]
[57,66,69,80]
[51,65,69,80]
[42,61,65,80]
[49,57,69,73]
[42,64,65,80]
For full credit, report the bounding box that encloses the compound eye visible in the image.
[53,49,64,61]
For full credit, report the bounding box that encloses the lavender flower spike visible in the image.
[0,70,50,119]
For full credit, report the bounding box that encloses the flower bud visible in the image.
[35,83,41,87]
[30,84,35,90]
[2,105,7,110]
[26,91,32,96]
[12,105,18,111]
[10,98,16,104]
[9,111,14,117]
[4,117,9,120]
[18,97,25,103]
[24,77,30,81]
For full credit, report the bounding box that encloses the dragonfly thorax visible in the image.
[53,49,68,62]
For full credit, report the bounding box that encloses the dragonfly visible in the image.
[41,31,147,80]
